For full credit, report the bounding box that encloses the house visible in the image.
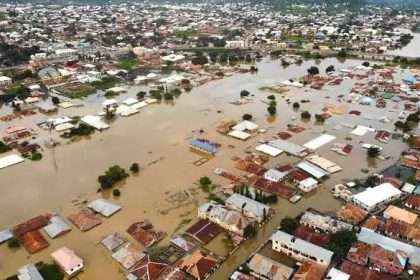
[299,211,353,234]
[128,255,183,280]
[43,214,71,238]
[297,161,329,180]
[292,261,327,280]
[190,139,218,155]
[177,250,218,280]
[112,243,145,270]
[248,254,294,280]
[383,205,417,225]
[51,247,84,277]
[271,230,334,266]
[198,202,252,236]
[17,263,44,280]
[347,242,407,275]
[225,194,271,223]
[351,183,402,211]
[324,268,350,280]
[384,219,420,245]
[405,195,420,211]
[0,76,12,86]
[263,168,288,183]
[87,198,121,217]
[336,205,368,225]
[267,139,308,157]
[298,177,319,192]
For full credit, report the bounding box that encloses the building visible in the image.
[51,247,84,277]
[177,250,218,280]
[298,177,319,192]
[198,201,252,236]
[225,194,270,223]
[271,230,334,266]
[263,169,287,183]
[300,210,353,234]
[248,254,294,280]
[351,183,402,211]
[17,263,44,280]
[383,205,417,225]
[0,76,12,86]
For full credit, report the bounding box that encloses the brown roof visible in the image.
[185,219,223,244]
[337,205,368,225]
[347,242,370,265]
[127,221,166,248]
[294,225,330,247]
[130,255,171,280]
[13,215,49,238]
[363,216,384,231]
[406,195,420,209]
[292,261,326,280]
[340,260,397,280]
[252,177,296,199]
[21,230,49,254]
[177,250,218,280]
[68,208,102,232]
[385,219,420,244]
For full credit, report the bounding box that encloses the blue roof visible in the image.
[403,75,416,84]
[190,139,217,154]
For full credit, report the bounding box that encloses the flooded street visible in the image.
[0,57,409,279]
[388,29,420,58]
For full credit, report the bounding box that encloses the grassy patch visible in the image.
[91,76,121,91]
[57,83,96,99]
[118,57,140,71]
[0,141,11,153]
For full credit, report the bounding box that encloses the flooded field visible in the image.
[0,57,410,279]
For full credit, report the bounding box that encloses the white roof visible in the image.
[264,169,287,182]
[130,101,148,110]
[255,144,283,157]
[271,230,333,264]
[352,183,401,209]
[0,154,24,169]
[81,115,110,130]
[228,130,251,140]
[351,125,375,136]
[55,123,74,132]
[267,139,307,157]
[325,268,350,280]
[304,134,336,150]
[306,154,342,174]
[299,177,318,188]
[18,263,44,280]
[102,99,118,107]
[51,247,83,276]
[87,198,121,217]
[226,194,270,219]
[0,229,13,243]
[232,120,258,132]
[297,161,329,179]
[43,215,71,238]
[122,98,138,106]
[0,76,12,82]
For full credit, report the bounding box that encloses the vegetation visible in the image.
[199,176,212,187]
[394,113,420,133]
[112,189,121,197]
[38,263,64,280]
[150,89,163,100]
[0,141,11,154]
[104,90,119,98]
[163,92,174,100]
[406,176,417,185]
[118,57,140,70]
[240,90,250,97]
[326,65,335,73]
[91,76,120,90]
[130,162,140,173]
[51,96,60,105]
[60,84,96,99]
[280,217,299,234]
[367,147,380,158]
[243,224,257,239]
[0,43,40,66]
[137,91,147,100]
[267,104,277,115]
[191,54,208,65]
[7,237,20,249]
[307,66,319,75]
[29,151,43,161]
[63,123,95,138]
[98,165,129,189]
[5,84,30,100]
[292,102,300,110]
[301,111,311,120]
[327,230,357,260]
[242,113,253,121]
[315,114,326,124]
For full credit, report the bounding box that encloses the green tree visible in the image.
[280,217,299,234]
[301,111,311,120]
[242,113,253,121]
[130,163,140,173]
[367,147,380,158]
[327,231,357,260]
[240,90,250,97]
[199,176,212,187]
[243,224,256,239]
[267,105,277,115]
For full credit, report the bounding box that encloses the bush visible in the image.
[171,88,182,96]
[326,65,335,73]
[98,165,129,189]
[0,141,11,153]
[38,263,64,280]
[51,96,60,105]
[367,147,380,158]
[267,105,276,115]
[130,163,140,173]
[30,151,43,161]
[301,111,311,120]
[137,91,147,99]
[243,224,256,239]
[327,231,357,260]
[292,102,300,110]
[163,93,174,100]
[150,90,162,100]
[240,90,250,97]
[307,66,319,75]
[7,237,20,249]
[64,123,95,138]
[199,176,212,187]
[242,113,253,121]
[104,90,119,98]
[315,114,326,123]
[267,95,275,100]
[280,217,299,234]
[113,189,121,197]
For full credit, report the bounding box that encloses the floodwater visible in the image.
[0,57,410,279]
[388,29,420,58]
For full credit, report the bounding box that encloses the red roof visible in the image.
[14,215,49,238]
[294,225,330,247]
[130,255,170,280]
[21,230,49,254]
[340,260,397,280]
[185,219,223,244]
[253,177,296,199]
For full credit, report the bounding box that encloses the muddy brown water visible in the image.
[0,58,410,279]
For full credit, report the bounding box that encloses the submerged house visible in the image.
[190,139,218,155]
[225,194,271,223]
[51,247,84,277]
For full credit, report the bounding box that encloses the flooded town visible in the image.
[0,1,420,280]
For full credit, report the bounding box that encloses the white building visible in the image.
[0,76,12,86]
[263,169,287,183]
[298,177,319,192]
[225,194,270,223]
[351,183,402,211]
[271,230,333,266]
[51,247,83,277]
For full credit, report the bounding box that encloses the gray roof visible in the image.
[271,230,333,263]
[43,215,71,238]
[101,232,126,252]
[0,229,14,243]
[297,161,329,179]
[267,139,307,157]
[357,227,420,266]
[225,193,270,219]
[18,263,44,280]
[87,198,121,217]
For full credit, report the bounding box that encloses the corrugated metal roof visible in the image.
[43,215,71,239]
